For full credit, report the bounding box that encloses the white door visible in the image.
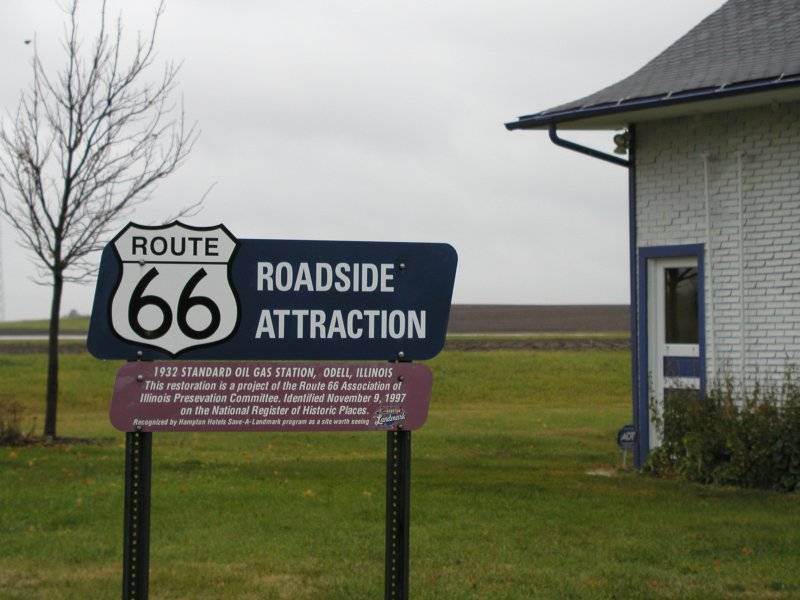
[647,256,700,448]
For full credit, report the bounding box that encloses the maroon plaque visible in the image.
[110,362,433,432]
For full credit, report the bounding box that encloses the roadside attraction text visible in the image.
[88,222,458,360]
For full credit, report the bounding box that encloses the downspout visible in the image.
[627,126,640,467]
[702,154,716,379]
[547,124,638,464]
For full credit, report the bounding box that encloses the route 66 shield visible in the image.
[108,222,240,355]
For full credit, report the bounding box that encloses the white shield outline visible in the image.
[107,221,241,356]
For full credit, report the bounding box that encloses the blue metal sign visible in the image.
[88,222,457,360]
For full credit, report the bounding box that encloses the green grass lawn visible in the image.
[1,350,798,599]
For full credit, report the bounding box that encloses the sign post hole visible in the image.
[385,429,411,600]
[122,430,152,600]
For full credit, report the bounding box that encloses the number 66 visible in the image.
[128,267,221,340]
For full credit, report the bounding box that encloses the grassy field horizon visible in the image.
[0,304,630,337]
[1,349,798,599]
[0,309,632,354]
[0,316,90,334]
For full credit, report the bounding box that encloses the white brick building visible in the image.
[638,105,800,381]
[505,0,800,465]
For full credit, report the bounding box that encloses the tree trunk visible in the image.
[44,271,64,440]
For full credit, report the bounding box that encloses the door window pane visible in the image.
[664,267,698,344]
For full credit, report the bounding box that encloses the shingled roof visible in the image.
[506,0,800,131]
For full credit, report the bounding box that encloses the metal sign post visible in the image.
[385,429,411,600]
[122,430,152,600]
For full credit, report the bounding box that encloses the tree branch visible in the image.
[0,0,200,285]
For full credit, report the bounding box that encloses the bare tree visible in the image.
[0,0,198,439]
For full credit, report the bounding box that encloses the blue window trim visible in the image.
[663,356,702,378]
[636,243,706,464]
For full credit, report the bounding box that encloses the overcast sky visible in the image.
[0,0,725,320]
